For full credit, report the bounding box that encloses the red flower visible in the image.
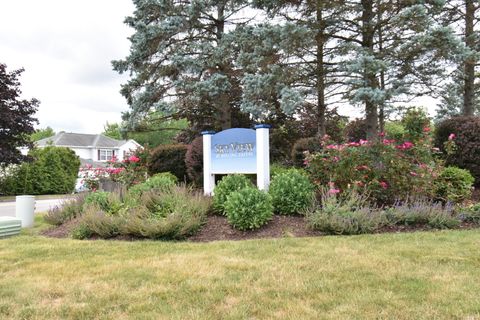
[379,181,388,189]
[423,127,431,133]
[448,133,456,141]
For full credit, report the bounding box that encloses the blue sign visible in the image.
[211,128,256,174]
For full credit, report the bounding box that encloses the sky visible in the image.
[0,0,135,134]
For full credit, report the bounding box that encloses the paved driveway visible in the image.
[0,198,67,217]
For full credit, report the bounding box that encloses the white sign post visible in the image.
[202,125,271,196]
[255,125,270,191]
[202,131,216,196]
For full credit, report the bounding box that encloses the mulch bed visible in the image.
[189,215,322,242]
[41,214,480,243]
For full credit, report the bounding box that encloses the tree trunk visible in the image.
[216,2,232,130]
[463,0,476,116]
[316,0,327,137]
[378,0,385,133]
[362,0,379,139]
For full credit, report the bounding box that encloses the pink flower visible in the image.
[410,171,418,177]
[396,141,414,150]
[328,188,341,195]
[347,142,360,147]
[332,156,340,162]
[326,144,338,150]
[382,139,395,145]
[423,127,431,133]
[359,139,368,145]
[379,181,388,189]
[448,133,456,141]
[379,132,386,137]
[128,155,140,163]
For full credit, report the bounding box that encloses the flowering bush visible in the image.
[305,135,440,204]
[78,152,148,191]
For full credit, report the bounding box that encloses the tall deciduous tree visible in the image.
[0,63,39,167]
[113,0,253,132]
[31,127,55,142]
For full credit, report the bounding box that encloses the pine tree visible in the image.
[113,0,253,132]
[437,0,480,118]
[340,1,458,138]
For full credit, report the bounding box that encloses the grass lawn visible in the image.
[0,217,479,319]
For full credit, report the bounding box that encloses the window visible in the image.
[99,149,114,161]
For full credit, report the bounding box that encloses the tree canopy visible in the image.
[0,63,39,167]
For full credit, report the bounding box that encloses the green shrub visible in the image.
[44,194,86,225]
[185,136,203,186]
[306,188,387,235]
[123,186,210,239]
[84,192,111,212]
[70,186,210,240]
[212,174,254,214]
[0,146,80,195]
[128,172,177,197]
[459,203,480,223]
[384,122,405,141]
[71,223,93,240]
[435,116,480,185]
[269,169,315,215]
[148,144,188,181]
[434,167,474,203]
[291,137,322,167]
[385,199,460,229]
[401,107,431,142]
[76,205,123,238]
[224,187,273,231]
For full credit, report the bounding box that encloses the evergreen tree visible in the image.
[340,1,458,137]
[113,0,253,132]
[437,0,480,118]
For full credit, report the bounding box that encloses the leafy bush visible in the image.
[0,146,80,195]
[212,174,254,214]
[224,187,273,231]
[434,167,474,203]
[269,169,315,215]
[185,136,203,186]
[344,119,367,142]
[435,116,480,184]
[305,138,437,204]
[384,122,405,141]
[385,199,460,229]
[148,144,188,181]
[306,188,387,235]
[459,203,480,223]
[44,193,86,225]
[401,108,431,142]
[291,137,322,167]
[84,192,111,212]
[71,223,93,240]
[128,172,177,197]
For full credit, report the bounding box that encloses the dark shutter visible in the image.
[98,149,101,160]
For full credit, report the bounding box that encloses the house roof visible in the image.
[36,132,128,149]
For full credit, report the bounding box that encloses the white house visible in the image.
[32,132,141,167]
